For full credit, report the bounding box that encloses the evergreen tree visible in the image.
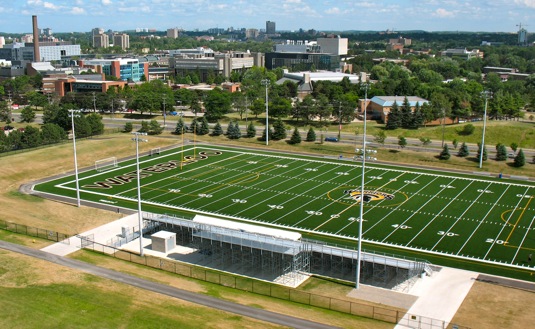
[398,136,407,148]
[227,121,241,139]
[74,115,92,138]
[439,144,451,160]
[21,126,42,148]
[148,119,163,135]
[246,122,256,138]
[173,118,185,135]
[41,123,66,144]
[496,144,507,161]
[306,127,316,142]
[476,143,488,161]
[409,102,423,129]
[190,119,200,134]
[211,122,224,136]
[20,106,36,123]
[514,149,525,167]
[86,113,104,136]
[138,120,150,134]
[385,101,400,130]
[400,97,412,128]
[272,118,287,140]
[458,142,469,157]
[260,126,273,142]
[198,117,210,135]
[289,127,301,144]
[123,122,133,133]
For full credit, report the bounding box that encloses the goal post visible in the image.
[95,157,118,172]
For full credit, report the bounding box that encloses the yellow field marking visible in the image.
[504,196,534,244]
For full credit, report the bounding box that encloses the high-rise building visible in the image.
[518,28,528,46]
[317,37,348,55]
[167,28,180,39]
[93,34,109,48]
[266,21,276,34]
[113,33,130,50]
[245,29,259,39]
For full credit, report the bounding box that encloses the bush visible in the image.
[123,122,133,133]
[458,124,475,136]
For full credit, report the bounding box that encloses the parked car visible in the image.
[3,125,14,131]
[325,137,338,142]
[508,153,516,159]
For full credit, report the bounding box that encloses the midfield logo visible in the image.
[343,189,395,203]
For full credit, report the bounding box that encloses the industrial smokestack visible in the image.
[32,15,40,62]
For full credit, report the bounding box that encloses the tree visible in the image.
[250,98,265,118]
[21,126,42,148]
[260,126,273,142]
[374,130,387,145]
[398,136,407,149]
[458,142,469,157]
[476,143,488,161]
[246,122,256,138]
[148,119,163,135]
[74,115,92,138]
[419,137,431,146]
[198,117,210,135]
[138,120,150,133]
[496,144,507,161]
[41,123,66,144]
[513,149,525,167]
[272,118,287,140]
[270,97,292,118]
[20,106,36,123]
[459,124,475,136]
[0,101,10,123]
[211,121,224,136]
[385,101,401,130]
[86,113,104,136]
[288,127,302,145]
[306,127,316,142]
[190,119,200,134]
[510,142,518,154]
[173,118,185,135]
[439,144,451,160]
[204,88,231,121]
[123,122,133,133]
[227,121,241,140]
[452,139,458,149]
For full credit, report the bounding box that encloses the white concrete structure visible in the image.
[317,37,348,55]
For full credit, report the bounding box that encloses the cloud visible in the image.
[433,8,455,18]
[325,7,340,14]
[102,0,112,5]
[43,2,59,10]
[71,6,85,14]
[514,0,535,8]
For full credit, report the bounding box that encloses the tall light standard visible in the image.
[441,108,446,148]
[479,90,492,169]
[356,83,369,289]
[131,132,148,256]
[69,110,81,207]
[162,96,167,128]
[336,101,342,141]
[261,79,270,146]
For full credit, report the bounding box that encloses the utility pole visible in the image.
[261,79,270,146]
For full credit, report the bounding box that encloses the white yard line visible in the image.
[483,187,531,260]
[455,184,511,255]
[430,181,493,250]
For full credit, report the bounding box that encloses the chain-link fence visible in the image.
[0,219,70,243]
[83,238,469,329]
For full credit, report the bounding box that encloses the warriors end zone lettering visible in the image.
[83,151,222,189]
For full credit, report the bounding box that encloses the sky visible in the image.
[0,0,533,34]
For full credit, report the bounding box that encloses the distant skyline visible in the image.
[0,0,533,34]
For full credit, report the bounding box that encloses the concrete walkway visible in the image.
[41,213,140,256]
[394,267,477,329]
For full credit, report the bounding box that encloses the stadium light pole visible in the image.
[261,79,270,146]
[356,83,369,289]
[69,109,81,208]
[131,132,148,256]
[479,90,492,169]
[162,96,167,128]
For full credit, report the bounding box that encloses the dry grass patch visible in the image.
[451,281,535,329]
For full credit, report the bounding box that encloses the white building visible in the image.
[317,37,348,56]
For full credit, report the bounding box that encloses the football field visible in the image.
[34,145,535,273]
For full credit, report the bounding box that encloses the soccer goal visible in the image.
[95,157,118,172]
[149,147,160,156]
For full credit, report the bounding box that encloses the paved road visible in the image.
[0,240,341,329]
